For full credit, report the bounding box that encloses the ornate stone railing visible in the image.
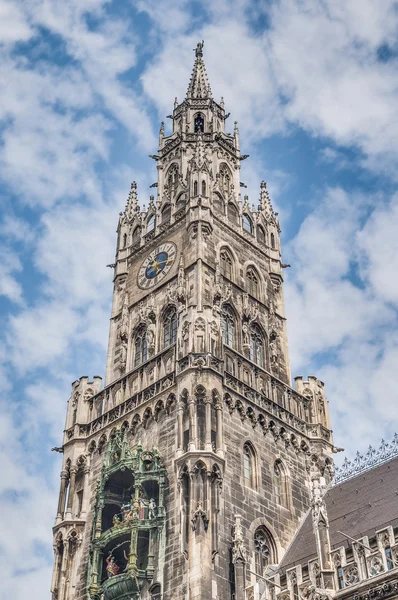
[334,434,398,484]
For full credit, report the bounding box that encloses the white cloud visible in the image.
[0,247,24,304]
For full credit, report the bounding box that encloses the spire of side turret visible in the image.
[186,41,212,100]
[124,181,139,221]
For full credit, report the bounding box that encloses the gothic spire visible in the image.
[186,41,212,100]
[124,181,138,221]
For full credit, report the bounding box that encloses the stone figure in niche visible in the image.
[120,339,128,370]
[106,554,120,577]
[148,498,157,519]
[113,514,122,527]
[147,321,156,354]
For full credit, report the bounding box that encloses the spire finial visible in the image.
[195,40,204,58]
[125,181,139,220]
[186,40,212,100]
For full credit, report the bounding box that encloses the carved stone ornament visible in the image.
[232,514,247,564]
[191,500,209,532]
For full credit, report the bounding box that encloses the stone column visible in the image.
[204,396,212,451]
[147,528,156,577]
[57,470,69,521]
[188,396,197,451]
[66,466,77,517]
[128,526,139,574]
[215,401,223,455]
[177,401,184,454]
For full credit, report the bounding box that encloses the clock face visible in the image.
[137,242,177,290]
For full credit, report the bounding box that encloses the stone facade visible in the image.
[51,42,334,600]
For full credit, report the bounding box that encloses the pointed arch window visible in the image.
[163,306,177,348]
[257,225,265,244]
[150,584,161,600]
[202,180,206,196]
[221,305,235,347]
[242,213,252,233]
[243,442,256,489]
[122,233,127,248]
[220,249,233,280]
[161,204,171,223]
[273,460,289,508]
[254,527,276,573]
[220,165,231,195]
[194,113,205,133]
[134,326,148,367]
[193,181,198,196]
[132,226,141,246]
[247,268,259,298]
[147,215,155,233]
[227,203,238,224]
[167,164,179,190]
[270,232,276,249]
[249,324,264,367]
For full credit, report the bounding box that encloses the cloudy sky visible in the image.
[1,0,398,596]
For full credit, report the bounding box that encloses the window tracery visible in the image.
[273,460,289,508]
[194,113,205,133]
[227,202,238,223]
[257,225,266,243]
[134,326,148,367]
[254,527,276,573]
[163,306,177,348]
[147,215,155,233]
[247,268,259,298]
[220,249,233,280]
[249,324,264,367]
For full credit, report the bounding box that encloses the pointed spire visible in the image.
[125,181,138,221]
[259,180,274,218]
[186,41,212,100]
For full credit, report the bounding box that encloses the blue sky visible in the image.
[1,0,398,596]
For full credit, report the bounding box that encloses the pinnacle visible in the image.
[186,41,212,100]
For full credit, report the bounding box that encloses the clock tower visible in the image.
[51,42,335,600]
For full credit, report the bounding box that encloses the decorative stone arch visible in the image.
[154,399,165,422]
[227,200,240,225]
[98,434,107,454]
[166,392,176,414]
[256,223,267,244]
[175,192,186,213]
[146,213,156,233]
[242,212,253,234]
[142,407,153,430]
[248,319,269,368]
[131,414,141,436]
[161,304,178,349]
[121,420,129,434]
[219,162,233,195]
[213,190,226,215]
[87,440,96,454]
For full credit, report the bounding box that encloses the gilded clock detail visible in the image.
[137,242,177,289]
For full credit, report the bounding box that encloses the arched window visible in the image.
[194,113,205,133]
[247,268,259,298]
[273,460,289,508]
[193,180,198,196]
[150,584,161,600]
[202,180,206,196]
[161,204,171,223]
[250,324,264,367]
[227,203,238,224]
[257,225,265,244]
[220,249,233,279]
[147,215,155,233]
[225,355,235,375]
[221,305,235,347]
[254,527,277,573]
[243,442,256,488]
[132,226,141,246]
[163,307,177,347]
[242,213,252,233]
[134,327,147,367]
[167,164,179,190]
[122,233,127,248]
[220,165,231,194]
[270,232,276,249]
[336,566,344,589]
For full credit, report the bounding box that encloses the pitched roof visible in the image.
[279,456,398,573]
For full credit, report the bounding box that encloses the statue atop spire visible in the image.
[186,40,212,100]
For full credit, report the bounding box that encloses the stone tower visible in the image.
[51,42,335,600]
